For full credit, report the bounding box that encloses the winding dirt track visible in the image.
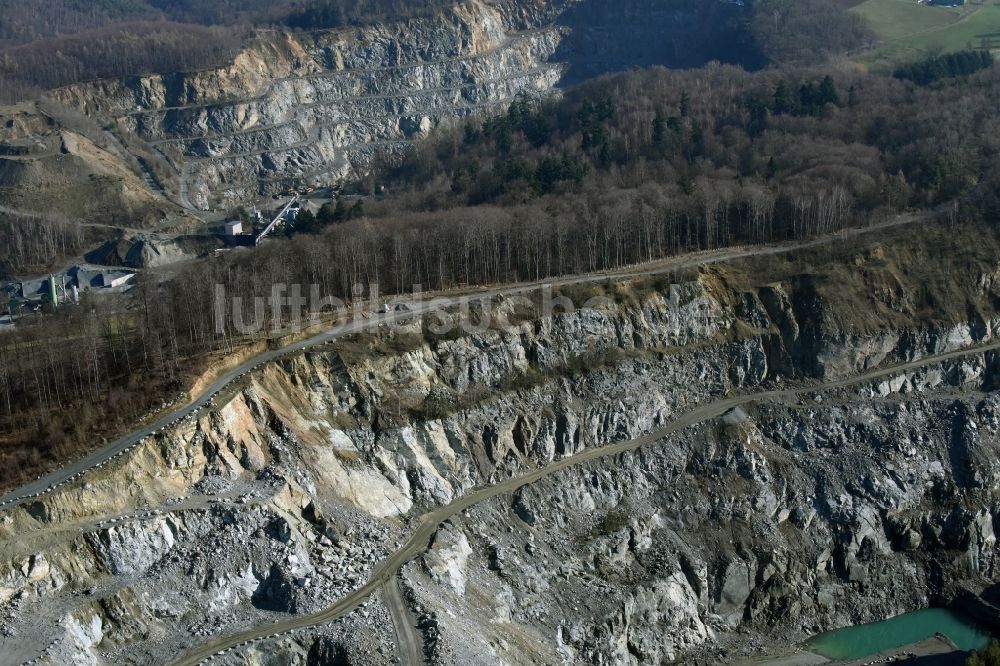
[169,338,1000,666]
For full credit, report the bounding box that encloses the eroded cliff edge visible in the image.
[2,221,1000,665]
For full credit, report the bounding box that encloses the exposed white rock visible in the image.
[90,518,176,576]
[424,524,473,595]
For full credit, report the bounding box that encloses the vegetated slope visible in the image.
[0,0,164,46]
[0,101,181,226]
[0,0,444,47]
[551,0,768,83]
[1,219,1000,664]
[550,0,874,80]
[1,0,479,42]
[391,60,1000,224]
[0,3,272,101]
[751,0,875,64]
[280,0,459,30]
[552,0,873,84]
[0,22,248,103]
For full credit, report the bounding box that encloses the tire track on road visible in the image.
[383,577,424,666]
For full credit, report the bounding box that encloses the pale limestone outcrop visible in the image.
[424,523,474,594]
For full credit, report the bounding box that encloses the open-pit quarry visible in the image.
[4,220,1000,665]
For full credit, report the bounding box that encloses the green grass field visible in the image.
[852,0,1000,67]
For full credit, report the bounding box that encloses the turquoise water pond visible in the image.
[807,608,992,660]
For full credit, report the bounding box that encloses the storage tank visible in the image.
[48,275,58,308]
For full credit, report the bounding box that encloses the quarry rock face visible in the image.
[37,0,761,211]
[1,0,767,216]
[51,1,567,210]
[6,3,1000,664]
[3,256,1000,664]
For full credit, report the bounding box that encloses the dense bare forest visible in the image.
[0,213,85,278]
[283,0,457,29]
[392,62,996,216]
[751,0,874,64]
[3,58,1000,484]
[0,0,283,46]
[0,0,463,45]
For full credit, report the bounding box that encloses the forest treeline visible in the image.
[4,60,1000,485]
[894,50,995,86]
[283,0,456,30]
[0,22,245,102]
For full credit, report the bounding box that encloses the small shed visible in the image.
[224,220,243,236]
[101,272,134,289]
